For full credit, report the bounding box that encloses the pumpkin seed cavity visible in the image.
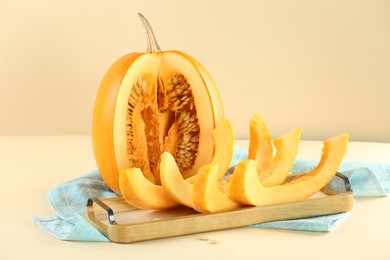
[126,74,200,184]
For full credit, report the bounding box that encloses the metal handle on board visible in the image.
[335,172,353,192]
[86,197,117,225]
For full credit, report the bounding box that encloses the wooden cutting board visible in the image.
[84,173,354,243]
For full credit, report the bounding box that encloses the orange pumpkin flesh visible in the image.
[229,133,349,207]
[92,15,224,195]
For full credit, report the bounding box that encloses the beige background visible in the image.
[1,0,389,142]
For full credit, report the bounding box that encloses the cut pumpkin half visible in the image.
[229,133,349,207]
[92,15,225,195]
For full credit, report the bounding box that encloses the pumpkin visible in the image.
[229,133,349,207]
[92,13,224,194]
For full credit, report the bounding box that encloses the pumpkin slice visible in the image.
[192,164,241,213]
[210,119,235,179]
[119,168,179,210]
[160,119,235,208]
[186,119,235,183]
[248,114,273,173]
[159,152,194,208]
[229,133,349,207]
[259,128,301,186]
[247,114,301,186]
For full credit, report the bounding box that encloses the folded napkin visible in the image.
[33,147,389,241]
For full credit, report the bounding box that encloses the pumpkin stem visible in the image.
[138,13,161,53]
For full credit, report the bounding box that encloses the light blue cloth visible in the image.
[33,171,115,241]
[33,147,389,241]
